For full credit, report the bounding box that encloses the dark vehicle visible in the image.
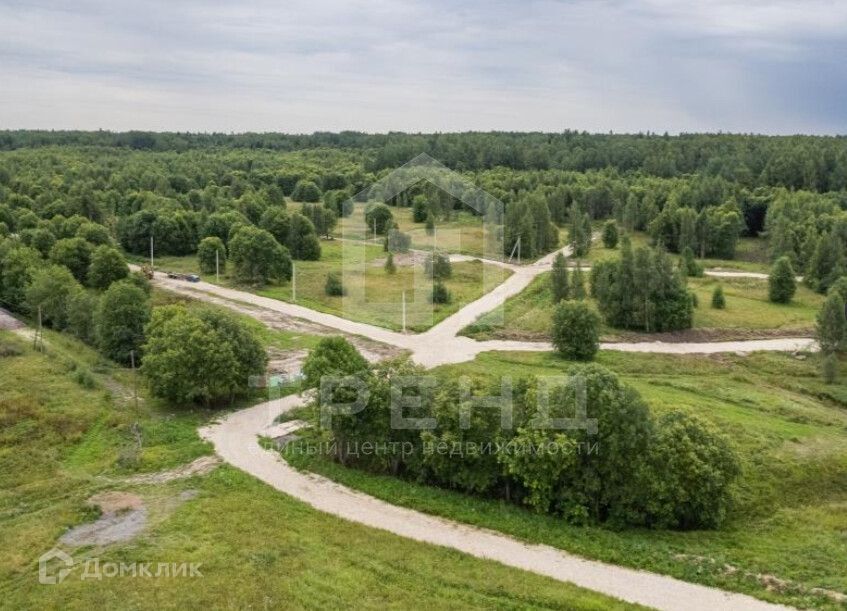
[165,271,201,282]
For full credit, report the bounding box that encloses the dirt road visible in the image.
[199,395,790,611]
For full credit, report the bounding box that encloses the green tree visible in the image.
[142,306,261,405]
[817,291,846,353]
[768,256,796,303]
[0,245,42,311]
[385,228,412,253]
[95,281,151,364]
[301,203,337,238]
[49,237,92,283]
[67,290,97,344]
[20,227,56,257]
[522,365,654,524]
[571,263,586,300]
[643,411,740,529]
[87,245,128,289]
[258,207,291,245]
[25,264,81,329]
[197,236,226,275]
[601,220,618,249]
[302,336,368,390]
[365,203,394,236]
[228,226,292,285]
[425,252,452,280]
[711,285,726,309]
[498,427,577,513]
[828,276,847,304]
[194,307,267,391]
[569,204,591,257]
[422,379,510,495]
[550,252,569,302]
[384,252,397,274]
[76,222,112,246]
[806,232,845,294]
[679,246,703,277]
[204,210,250,245]
[551,301,599,360]
[287,213,321,260]
[291,179,322,202]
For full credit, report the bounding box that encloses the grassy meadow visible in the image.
[0,331,637,610]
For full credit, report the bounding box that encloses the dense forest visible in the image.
[2,130,847,191]
[1,130,846,337]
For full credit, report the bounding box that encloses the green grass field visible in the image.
[338,204,496,258]
[0,331,636,610]
[286,349,847,609]
[585,232,772,274]
[133,240,511,332]
[462,269,820,342]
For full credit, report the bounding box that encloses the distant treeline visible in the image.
[1,130,846,192]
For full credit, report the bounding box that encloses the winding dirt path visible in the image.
[199,395,790,611]
[142,248,814,609]
[145,264,817,367]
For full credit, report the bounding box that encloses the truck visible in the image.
[165,272,200,283]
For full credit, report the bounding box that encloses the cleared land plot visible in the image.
[463,267,819,342]
[132,240,511,332]
[338,204,494,257]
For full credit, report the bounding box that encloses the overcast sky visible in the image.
[1,0,845,134]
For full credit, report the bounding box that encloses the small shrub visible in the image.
[0,341,23,357]
[430,280,451,304]
[71,367,97,389]
[711,285,726,309]
[384,252,397,274]
[425,252,452,280]
[385,228,412,253]
[325,272,346,296]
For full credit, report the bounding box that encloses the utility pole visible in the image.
[291,262,296,302]
[402,291,406,333]
[149,235,154,269]
[34,305,43,352]
[373,218,377,241]
[215,249,220,283]
[130,349,138,409]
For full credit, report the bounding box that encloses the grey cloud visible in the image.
[0,0,843,133]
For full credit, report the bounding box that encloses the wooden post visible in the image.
[292,262,296,302]
[215,249,220,283]
[149,235,154,269]
[34,305,42,351]
[130,349,138,409]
